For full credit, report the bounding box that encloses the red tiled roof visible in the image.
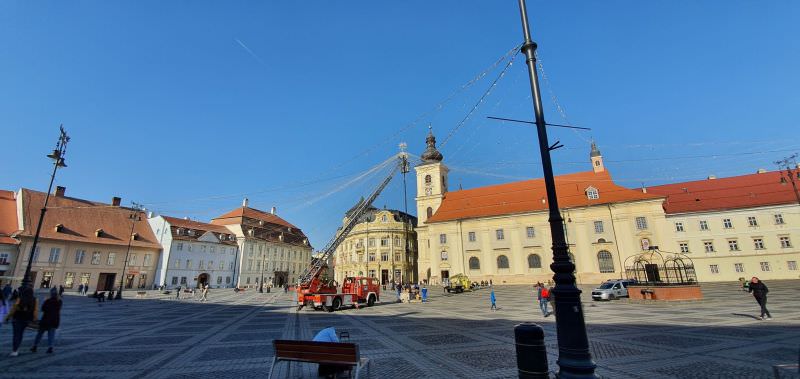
[17,189,161,249]
[647,170,799,214]
[212,206,299,229]
[427,170,662,223]
[0,190,20,245]
[162,215,238,246]
[211,206,310,248]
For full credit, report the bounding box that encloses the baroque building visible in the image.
[7,187,162,291]
[148,215,239,289]
[415,133,670,285]
[333,203,417,285]
[210,199,313,288]
[648,170,800,282]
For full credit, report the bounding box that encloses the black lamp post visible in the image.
[116,203,142,300]
[21,126,69,290]
[259,248,267,293]
[517,1,597,377]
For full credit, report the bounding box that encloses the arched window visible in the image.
[586,186,599,200]
[425,175,432,184]
[469,257,480,270]
[597,238,607,243]
[597,250,615,273]
[497,255,510,269]
[527,254,542,269]
[426,207,433,219]
[381,214,387,222]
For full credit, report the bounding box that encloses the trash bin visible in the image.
[421,287,428,302]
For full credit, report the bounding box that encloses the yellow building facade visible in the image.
[333,206,417,285]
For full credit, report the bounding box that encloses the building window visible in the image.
[369,238,376,247]
[440,251,448,261]
[635,217,648,230]
[381,215,387,222]
[200,260,205,269]
[426,207,433,219]
[468,232,476,242]
[526,227,535,238]
[497,255,510,269]
[439,234,447,244]
[130,254,137,266]
[425,174,432,184]
[380,238,388,247]
[187,260,192,269]
[177,242,183,251]
[380,252,387,261]
[748,216,758,227]
[64,272,75,288]
[788,261,798,271]
[728,240,740,251]
[395,253,401,262]
[679,243,690,253]
[675,222,684,232]
[597,250,614,273]
[528,254,542,269]
[709,264,719,274]
[774,214,785,224]
[74,250,85,264]
[226,276,231,284]
[174,260,180,269]
[759,261,771,272]
[144,254,152,266]
[496,229,505,240]
[586,187,599,200]
[107,253,116,265]
[753,238,765,250]
[48,248,61,263]
[0,253,8,265]
[703,241,715,253]
[734,263,744,273]
[180,277,187,285]
[469,257,480,270]
[780,236,792,248]
[368,253,376,262]
[91,252,101,265]
[699,220,709,231]
[217,276,223,284]
[80,273,91,285]
[593,221,604,234]
[722,218,733,229]
[171,277,178,285]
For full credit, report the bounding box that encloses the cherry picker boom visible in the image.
[297,152,410,311]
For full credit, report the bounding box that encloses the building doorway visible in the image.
[381,270,389,285]
[197,273,209,288]
[441,270,449,285]
[273,271,288,287]
[96,273,117,291]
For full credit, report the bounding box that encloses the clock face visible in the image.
[425,187,432,196]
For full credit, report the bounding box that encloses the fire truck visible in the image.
[296,152,408,312]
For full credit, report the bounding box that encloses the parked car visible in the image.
[591,279,637,301]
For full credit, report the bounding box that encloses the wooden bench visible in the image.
[268,340,370,379]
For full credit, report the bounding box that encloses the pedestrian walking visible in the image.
[200,285,209,302]
[77,284,83,295]
[547,286,556,313]
[536,282,550,316]
[490,287,497,311]
[58,285,64,297]
[31,288,62,354]
[2,284,11,300]
[176,286,182,300]
[4,286,38,357]
[0,287,8,324]
[748,277,772,320]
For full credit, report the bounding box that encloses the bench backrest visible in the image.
[273,340,359,365]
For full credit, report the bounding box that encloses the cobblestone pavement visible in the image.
[0,281,798,378]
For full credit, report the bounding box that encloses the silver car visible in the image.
[591,279,635,301]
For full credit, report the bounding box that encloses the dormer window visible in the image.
[248,229,254,237]
[381,215,388,222]
[586,186,599,200]
[54,224,64,232]
[131,232,139,241]
[259,220,264,226]
[188,229,195,236]
[95,229,104,237]
[176,228,183,235]
[279,233,284,242]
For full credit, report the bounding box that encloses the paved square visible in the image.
[1,281,798,378]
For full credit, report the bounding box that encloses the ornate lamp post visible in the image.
[259,247,267,293]
[517,1,597,377]
[116,203,142,299]
[21,126,69,289]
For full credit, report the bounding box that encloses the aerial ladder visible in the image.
[296,152,409,311]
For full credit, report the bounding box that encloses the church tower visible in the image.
[415,127,448,226]
[590,141,605,173]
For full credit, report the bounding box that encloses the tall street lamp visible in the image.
[21,126,69,289]
[116,203,143,300]
[517,1,597,377]
[259,247,267,293]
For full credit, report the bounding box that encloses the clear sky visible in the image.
[1,1,799,247]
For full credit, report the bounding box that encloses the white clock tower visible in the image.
[415,127,448,226]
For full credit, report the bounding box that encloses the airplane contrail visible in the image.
[234,38,265,65]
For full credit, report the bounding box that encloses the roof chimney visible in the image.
[756,168,766,174]
[271,206,276,215]
[147,211,154,218]
[641,186,647,194]
[243,198,249,207]
[55,186,66,197]
[707,175,716,180]
[112,197,121,206]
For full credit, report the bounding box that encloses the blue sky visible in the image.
[1,1,799,247]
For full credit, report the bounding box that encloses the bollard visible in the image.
[514,323,549,379]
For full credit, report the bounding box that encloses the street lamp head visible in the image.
[47,149,61,161]
[57,157,67,168]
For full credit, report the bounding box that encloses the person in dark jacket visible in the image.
[31,288,62,353]
[748,277,771,320]
[4,287,37,356]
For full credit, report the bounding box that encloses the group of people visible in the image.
[173,284,210,301]
[535,282,555,317]
[2,285,63,357]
